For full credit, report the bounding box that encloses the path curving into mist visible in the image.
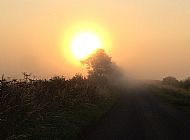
[85,88,190,140]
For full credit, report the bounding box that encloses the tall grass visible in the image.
[0,73,115,140]
[149,83,190,110]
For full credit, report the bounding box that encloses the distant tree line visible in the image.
[162,76,190,90]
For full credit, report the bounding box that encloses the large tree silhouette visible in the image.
[81,49,125,87]
[81,49,112,81]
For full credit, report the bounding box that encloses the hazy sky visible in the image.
[0,0,190,79]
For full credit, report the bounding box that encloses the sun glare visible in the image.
[62,21,111,65]
[71,32,102,59]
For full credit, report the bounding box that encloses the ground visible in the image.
[85,88,190,140]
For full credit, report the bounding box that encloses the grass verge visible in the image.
[149,85,190,113]
[1,88,118,140]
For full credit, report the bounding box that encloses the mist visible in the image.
[0,0,190,79]
[1,1,190,140]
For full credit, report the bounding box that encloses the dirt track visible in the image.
[85,88,190,140]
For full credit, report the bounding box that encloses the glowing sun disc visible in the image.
[71,32,102,59]
[62,21,112,65]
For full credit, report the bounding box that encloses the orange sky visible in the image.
[0,0,190,79]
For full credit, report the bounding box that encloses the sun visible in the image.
[71,31,102,60]
[62,21,111,65]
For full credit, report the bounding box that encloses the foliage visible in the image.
[0,73,115,140]
[162,76,179,87]
[181,78,190,90]
[0,49,124,139]
[162,76,190,90]
[81,49,124,87]
[81,49,112,79]
[150,76,190,112]
[149,85,190,112]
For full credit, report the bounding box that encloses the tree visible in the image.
[81,49,112,79]
[182,78,190,90]
[81,49,125,87]
[162,76,179,87]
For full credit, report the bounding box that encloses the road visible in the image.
[85,88,190,140]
